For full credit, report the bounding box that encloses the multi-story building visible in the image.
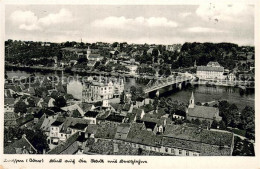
[82,79,124,103]
[196,61,224,80]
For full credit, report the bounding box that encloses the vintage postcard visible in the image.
[0,0,259,169]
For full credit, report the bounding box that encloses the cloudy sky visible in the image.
[5,4,254,45]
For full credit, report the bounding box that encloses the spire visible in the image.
[189,92,195,108]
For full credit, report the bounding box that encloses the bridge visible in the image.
[144,75,193,94]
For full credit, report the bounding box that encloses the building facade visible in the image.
[82,79,124,103]
[196,61,224,80]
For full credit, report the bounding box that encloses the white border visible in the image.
[0,0,259,169]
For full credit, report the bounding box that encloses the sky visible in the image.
[5,4,254,46]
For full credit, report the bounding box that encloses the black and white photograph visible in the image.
[2,2,256,160]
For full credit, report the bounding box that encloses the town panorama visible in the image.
[4,5,255,156]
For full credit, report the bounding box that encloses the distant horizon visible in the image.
[5,38,255,47]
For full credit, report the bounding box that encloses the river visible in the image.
[6,70,254,110]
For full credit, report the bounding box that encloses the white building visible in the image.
[196,61,224,80]
[82,79,124,103]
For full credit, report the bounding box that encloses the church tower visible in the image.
[87,46,91,59]
[188,92,195,108]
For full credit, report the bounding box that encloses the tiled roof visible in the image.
[16,114,34,127]
[163,124,233,146]
[4,111,18,127]
[89,54,102,58]
[122,104,131,111]
[86,124,98,134]
[114,123,131,140]
[110,103,122,111]
[69,123,88,130]
[60,142,79,154]
[80,103,94,112]
[162,136,232,156]
[48,132,80,154]
[105,114,125,123]
[4,136,37,154]
[197,66,224,72]
[4,98,15,105]
[51,121,63,126]
[61,104,85,117]
[95,122,118,139]
[142,114,165,125]
[71,109,82,118]
[40,116,57,131]
[187,105,221,120]
[84,111,99,118]
[125,123,162,147]
[207,61,221,67]
[60,117,89,133]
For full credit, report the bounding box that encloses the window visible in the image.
[171,149,175,154]
[179,150,182,155]
[165,148,168,152]
[186,151,189,156]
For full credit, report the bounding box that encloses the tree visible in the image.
[77,57,88,64]
[240,106,254,136]
[219,120,226,130]
[54,96,67,108]
[130,86,137,95]
[211,120,218,129]
[14,101,28,115]
[196,102,202,106]
[202,119,209,128]
[193,119,201,126]
[120,91,125,104]
[153,97,159,110]
[23,129,49,153]
[112,42,119,48]
[27,98,36,107]
[165,68,171,77]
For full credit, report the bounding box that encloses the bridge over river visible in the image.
[144,75,193,94]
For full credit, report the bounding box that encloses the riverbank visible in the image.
[191,79,254,89]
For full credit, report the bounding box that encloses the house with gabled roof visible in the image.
[4,134,37,154]
[47,132,81,155]
[186,92,222,125]
[84,111,99,124]
[61,104,85,117]
[85,124,98,138]
[114,123,131,141]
